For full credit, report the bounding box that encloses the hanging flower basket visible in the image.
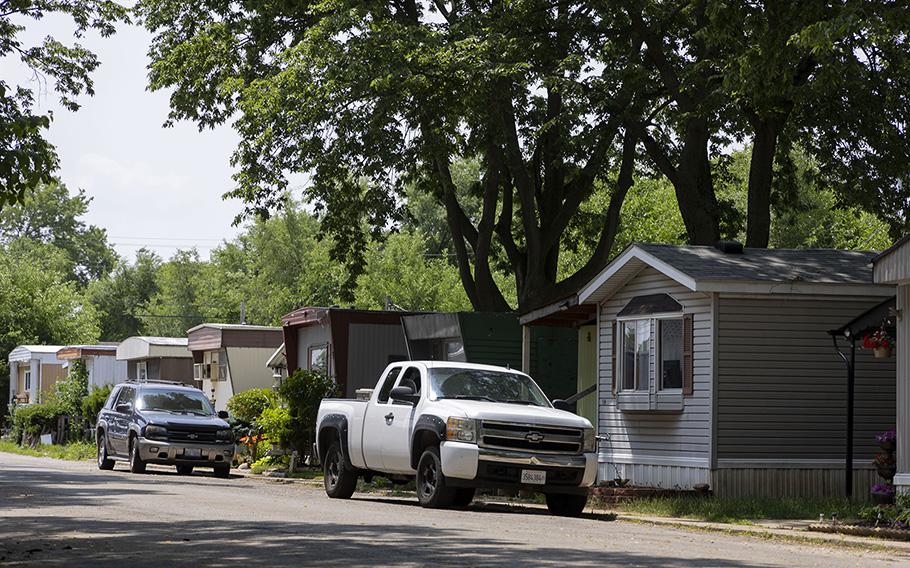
[863,329,894,358]
[877,430,897,452]
[874,346,894,359]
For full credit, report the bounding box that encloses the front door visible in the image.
[380,366,422,473]
[361,366,402,470]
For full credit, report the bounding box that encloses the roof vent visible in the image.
[714,240,744,254]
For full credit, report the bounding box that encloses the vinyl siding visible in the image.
[598,267,714,486]
[716,296,896,462]
[345,323,409,396]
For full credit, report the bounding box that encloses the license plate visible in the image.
[183,448,202,458]
[520,469,546,485]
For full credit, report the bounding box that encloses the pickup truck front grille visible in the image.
[479,421,584,454]
[167,429,217,443]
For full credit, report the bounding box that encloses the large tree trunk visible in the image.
[675,117,720,245]
[745,117,780,248]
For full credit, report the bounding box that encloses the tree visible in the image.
[140,0,647,312]
[624,0,910,247]
[142,249,216,336]
[355,231,476,312]
[0,239,100,420]
[87,248,161,340]
[0,0,128,208]
[0,181,117,283]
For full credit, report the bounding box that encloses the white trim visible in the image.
[717,458,875,469]
[616,311,683,322]
[599,453,710,468]
[894,473,910,487]
[578,246,698,303]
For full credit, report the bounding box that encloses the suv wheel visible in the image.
[416,446,455,508]
[323,443,357,499]
[545,493,588,517]
[97,434,115,470]
[176,464,194,476]
[129,436,146,474]
[213,464,230,479]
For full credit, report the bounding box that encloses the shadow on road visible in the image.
[0,515,775,568]
[353,495,619,522]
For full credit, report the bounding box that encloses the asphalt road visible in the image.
[0,452,903,567]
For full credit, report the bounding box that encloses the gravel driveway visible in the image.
[0,452,903,567]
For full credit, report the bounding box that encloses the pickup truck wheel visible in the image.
[176,464,194,475]
[213,464,231,479]
[324,443,357,499]
[545,493,588,517]
[128,436,146,474]
[97,434,115,470]
[453,488,475,508]
[416,447,455,508]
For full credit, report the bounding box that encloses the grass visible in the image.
[0,439,96,461]
[603,496,869,524]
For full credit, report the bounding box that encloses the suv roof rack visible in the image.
[123,379,190,386]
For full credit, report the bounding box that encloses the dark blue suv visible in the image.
[96,381,234,477]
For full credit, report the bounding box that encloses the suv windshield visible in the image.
[428,368,551,407]
[137,388,214,416]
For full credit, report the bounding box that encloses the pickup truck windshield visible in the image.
[428,368,551,407]
[137,389,214,416]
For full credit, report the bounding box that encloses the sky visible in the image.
[1,13,247,260]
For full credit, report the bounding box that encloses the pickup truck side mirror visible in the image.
[390,385,419,405]
[551,399,572,412]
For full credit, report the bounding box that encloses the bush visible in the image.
[81,384,113,426]
[10,401,66,446]
[227,388,277,425]
[55,361,89,416]
[276,369,337,457]
[258,405,290,448]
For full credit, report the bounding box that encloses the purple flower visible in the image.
[871,483,895,495]
[876,430,897,444]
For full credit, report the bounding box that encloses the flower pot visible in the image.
[880,440,897,452]
[874,346,893,359]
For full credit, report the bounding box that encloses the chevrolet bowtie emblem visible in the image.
[525,431,544,443]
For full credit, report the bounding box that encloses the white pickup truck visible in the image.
[316,361,597,516]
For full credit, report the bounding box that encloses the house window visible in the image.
[620,320,650,391]
[24,370,31,391]
[659,319,684,390]
[309,345,328,375]
[137,361,147,381]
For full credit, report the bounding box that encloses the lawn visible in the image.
[0,440,96,461]
[603,496,868,524]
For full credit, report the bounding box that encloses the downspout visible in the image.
[832,334,855,499]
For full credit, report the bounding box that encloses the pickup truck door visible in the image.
[378,365,422,474]
[361,366,402,470]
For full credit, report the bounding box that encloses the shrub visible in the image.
[55,360,89,416]
[81,384,113,426]
[276,369,337,457]
[258,405,290,448]
[227,388,277,425]
[10,401,66,446]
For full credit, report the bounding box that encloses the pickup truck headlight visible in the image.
[582,428,596,452]
[216,429,233,442]
[145,425,168,440]
[446,417,477,443]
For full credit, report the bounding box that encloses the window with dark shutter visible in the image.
[611,321,617,394]
[682,313,694,395]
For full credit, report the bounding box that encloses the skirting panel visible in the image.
[712,467,879,500]
[598,461,710,490]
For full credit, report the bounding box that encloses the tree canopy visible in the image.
[0,0,128,207]
[139,0,910,312]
